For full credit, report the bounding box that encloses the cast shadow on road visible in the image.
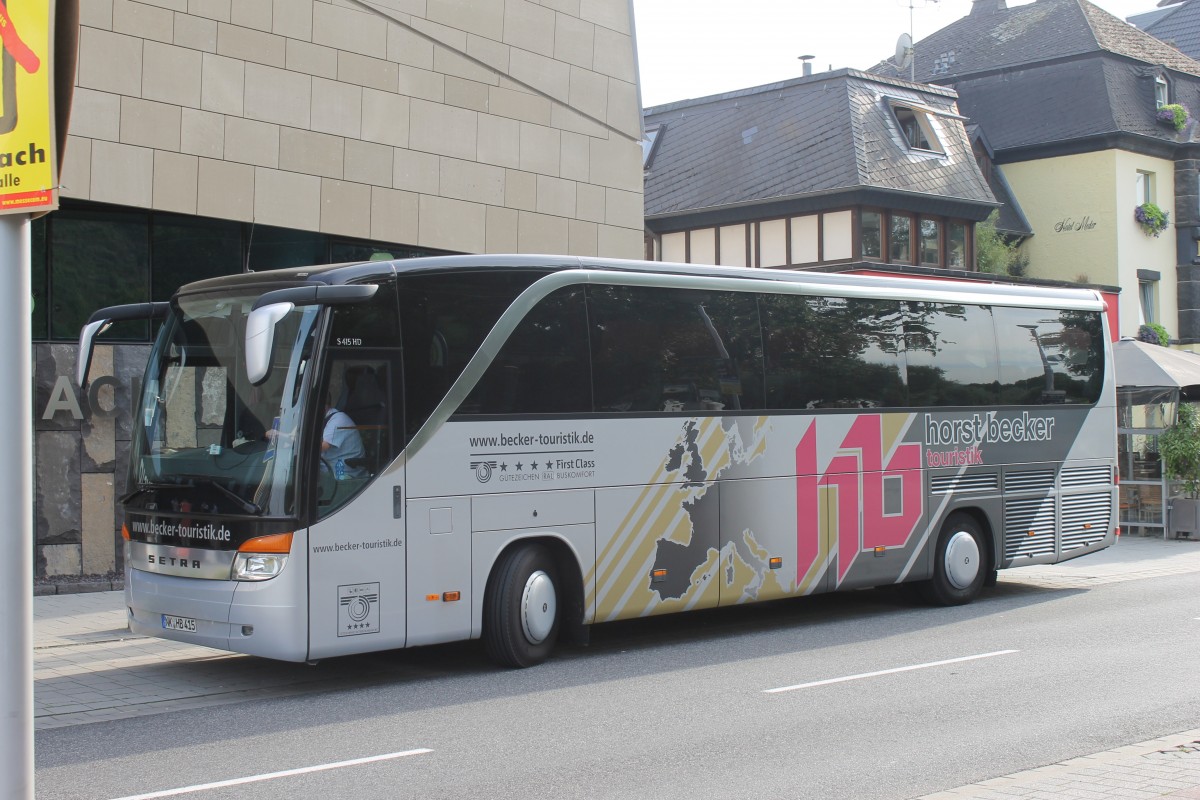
[36,574,1085,767]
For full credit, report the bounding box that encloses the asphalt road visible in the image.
[34,571,1200,800]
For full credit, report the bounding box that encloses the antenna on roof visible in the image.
[900,0,939,82]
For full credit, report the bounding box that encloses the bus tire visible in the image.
[920,513,987,606]
[483,544,560,668]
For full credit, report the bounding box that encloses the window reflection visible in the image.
[904,303,998,406]
[763,295,905,409]
[920,218,940,265]
[890,215,912,263]
[861,211,881,259]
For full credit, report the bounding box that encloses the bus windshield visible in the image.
[129,290,320,519]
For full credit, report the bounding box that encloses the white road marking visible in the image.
[764,649,1019,694]
[107,749,434,800]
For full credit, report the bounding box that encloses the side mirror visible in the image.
[244,302,294,385]
[77,302,169,389]
[244,283,379,385]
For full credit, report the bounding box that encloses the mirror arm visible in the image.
[77,301,169,389]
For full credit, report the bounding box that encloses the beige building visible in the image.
[35,0,645,582]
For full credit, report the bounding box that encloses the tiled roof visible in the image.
[643,70,995,219]
[1139,0,1200,62]
[869,0,1200,83]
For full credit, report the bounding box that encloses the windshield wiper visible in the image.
[163,474,264,515]
[203,480,263,515]
[120,481,194,504]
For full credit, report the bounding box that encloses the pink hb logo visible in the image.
[795,415,923,587]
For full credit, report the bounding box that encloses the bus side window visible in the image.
[994,306,1103,405]
[762,295,904,410]
[588,286,761,413]
[905,303,999,407]
[460,287,591,415]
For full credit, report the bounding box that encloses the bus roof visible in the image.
[176,254,1106,311]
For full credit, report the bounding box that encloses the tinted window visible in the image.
[994,306,1104,404]
[905,303,998,406]
[589,286,762,413]
[461,287,592,415]
[762,295,905,410]
[398,270,547,435]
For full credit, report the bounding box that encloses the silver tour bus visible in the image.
[78,255,1118,667]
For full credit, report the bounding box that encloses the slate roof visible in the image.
[868,0,1200,153]
[1136,0,1200,61]
[643,70,996,220]
[967,125,1033,237]
[870,0,1200,82]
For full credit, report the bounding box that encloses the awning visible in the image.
[1114,338,1200,393]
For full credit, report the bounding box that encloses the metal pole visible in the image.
[0,212,34,800]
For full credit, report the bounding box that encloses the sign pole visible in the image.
[0,211,34,800]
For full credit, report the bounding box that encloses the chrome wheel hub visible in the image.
[944,530,980,590]
[520,569,557,644]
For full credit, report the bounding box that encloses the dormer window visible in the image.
[891,104,944,153]
[1156,75,1169,107]
[642,126,663,169]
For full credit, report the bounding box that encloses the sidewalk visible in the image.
[31,535,1200,799]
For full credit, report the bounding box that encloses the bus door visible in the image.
[306,285,408,659]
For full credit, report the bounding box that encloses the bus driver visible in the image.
[322,398,366,479]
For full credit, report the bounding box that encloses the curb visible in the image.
[34,580,124,596]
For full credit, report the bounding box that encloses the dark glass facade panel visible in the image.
[50,208,150,340]
[890,215,912,264]
[462,288,592,415]
[329,240,433,263]
[762,294,905,410]
[920,218,940,265]
[246,225,325,270]
[861,211,881,259]
[399,269,547,435]
[947,222,966,268]
[152,213,242,301]
[589,286,763,413]
[31,217,46,339]
[32,202,441,342]
[904,303,999,406]
[993,306,1104,404]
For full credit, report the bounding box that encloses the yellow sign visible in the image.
[0,0,54,215]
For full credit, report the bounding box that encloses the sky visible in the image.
[632,0,1167,108]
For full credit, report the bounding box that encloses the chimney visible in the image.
[970,0,1007,14]
[799,55,814,77]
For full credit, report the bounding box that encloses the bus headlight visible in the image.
[232,533,293,581]
[233,552,288,581]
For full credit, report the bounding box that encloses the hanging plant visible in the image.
[1157,103,1190,131]
[1135,202,1170,237]
[1137,323,1170,346]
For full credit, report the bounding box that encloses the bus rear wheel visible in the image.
[483,544,560,668]
[920,513,987,606]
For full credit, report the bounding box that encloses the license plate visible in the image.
[161,614,197,632]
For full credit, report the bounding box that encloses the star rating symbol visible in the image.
[516,462,524,470]
[531,461,539,470]
[500,462,508,471]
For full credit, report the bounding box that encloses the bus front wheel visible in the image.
[920,513,987,606]
[483,544,560,668]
